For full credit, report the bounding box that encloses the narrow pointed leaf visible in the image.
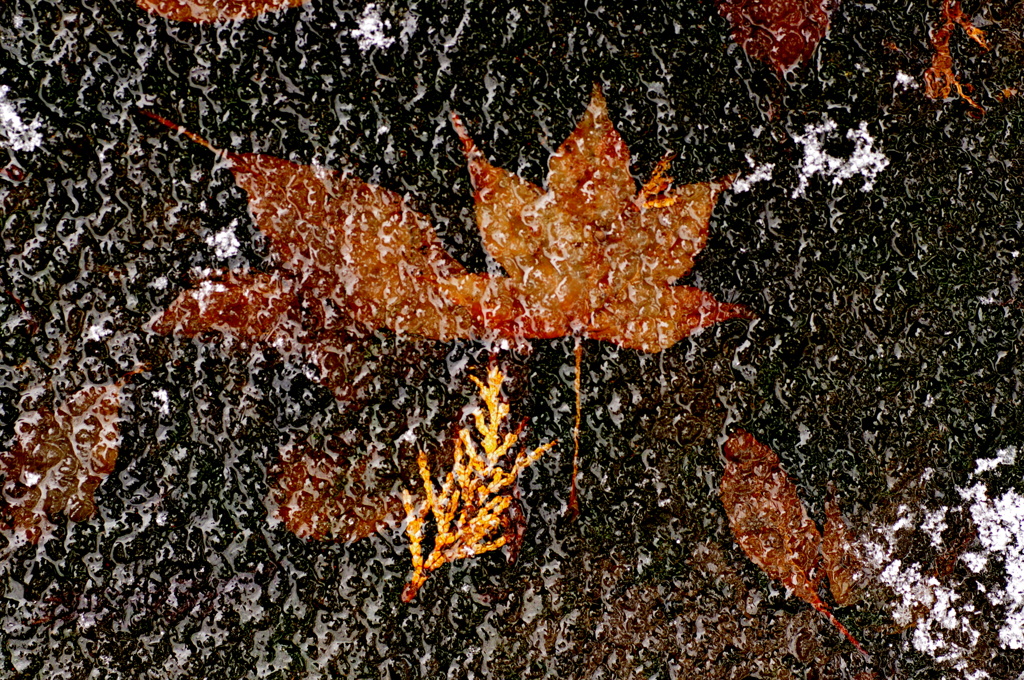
[151,271,301,343]
[721,429,869,657]
[822,488,863,607]
[721,429,823,605]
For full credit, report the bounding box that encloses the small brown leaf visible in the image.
[135,0,309,23]
[721,429,869,658]
[1,381,125,543]
[716,0,837,75]
[268,438,404,542]
[721,429,823,604]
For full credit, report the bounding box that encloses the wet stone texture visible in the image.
[1,1,1023,678]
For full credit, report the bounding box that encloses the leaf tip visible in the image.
[450,113,476,156]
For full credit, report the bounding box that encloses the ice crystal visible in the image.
[974,446,1017,475]
[866,450,1024,676]
[205,226,241,259]
[152,389,170,416]
[866,503,983,674]
[922,507,949,547]
[895,71,918,90]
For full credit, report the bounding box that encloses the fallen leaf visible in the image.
[721,429,869,657]
[146,87,747,355]
[135,0,309,23]
[268,438,404,542]
[924,0,988,117]
[442,85,749,352]
[144,110,479,344]
[716,0,837,75]
[721,430,823,604]
[1,381,126,543]
[143,92,746,526]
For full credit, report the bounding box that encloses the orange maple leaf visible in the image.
[441,85,750,353]
[146,89,747,355]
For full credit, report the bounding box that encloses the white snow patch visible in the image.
[895,71,918,90]
[961,551,988,573]
[731,154,775,194]
[352,3,394,51]
[866,503,983,673]
[975,446,1017,475]
[195,280,228,313]
[83,322,113,343]
[399,11,418,45]
[149,276,169,291]
[796,422,811,447]
[790,117,889,198]
[960,482,1024,649]
[922,507,949,547]
[152,389,170,417]
[0,85,43,152]
[868,456,1024,671]
[206,227,241,259]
